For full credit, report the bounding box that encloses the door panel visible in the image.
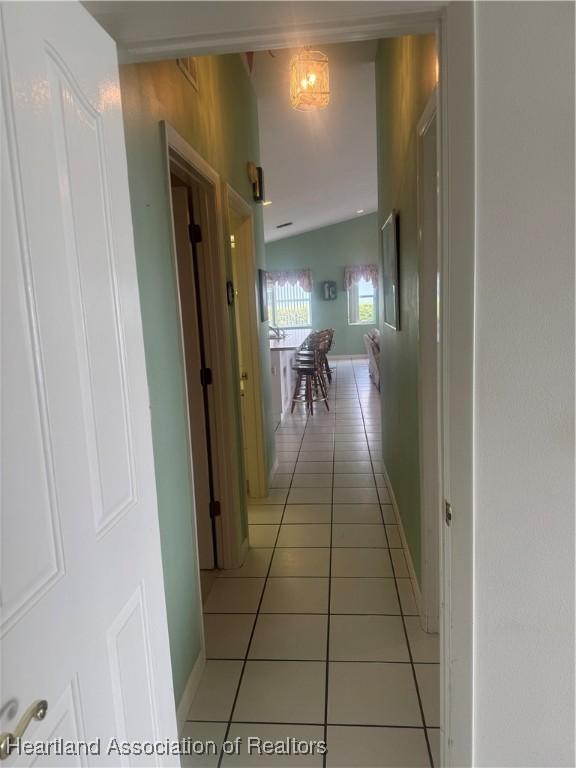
[2,64,66,637]
[47,46,135,533]
[1,3,177,763]
[107,587,158,745]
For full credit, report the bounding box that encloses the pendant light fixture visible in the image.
[289,47,330,111]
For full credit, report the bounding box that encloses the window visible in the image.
[348,277,376,325]
[268,281,312,328]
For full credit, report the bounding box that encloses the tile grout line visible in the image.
[196,658,439,664]
[215,409,308,767]
[187,719,437,731]
[322,361,337,765]
[205,611,422,617]
[352,360,435,768]
[214,573,410,578]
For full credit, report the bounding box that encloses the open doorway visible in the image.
[170,178,218,569]
[159,36,445,767]
[175,34,445,767]
[164,124,248,575]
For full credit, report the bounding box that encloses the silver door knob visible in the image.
[0,700,48,760]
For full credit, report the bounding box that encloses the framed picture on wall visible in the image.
[382,210,400,330]
[321,280,337,301]
[258,269,269,322]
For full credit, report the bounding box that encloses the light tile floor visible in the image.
[189,360,439,767]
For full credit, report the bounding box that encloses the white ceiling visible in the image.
[252,41,378,242]
[85,2,442,61]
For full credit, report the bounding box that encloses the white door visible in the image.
[1,3,178,765]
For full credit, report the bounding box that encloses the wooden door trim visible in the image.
[161,121,244,571]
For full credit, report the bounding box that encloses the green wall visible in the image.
[120,54,274,704]
[375,35,437,584]
[266,214,379,355]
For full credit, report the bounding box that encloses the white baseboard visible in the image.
[381,464,423,617]
[177,650,206,734]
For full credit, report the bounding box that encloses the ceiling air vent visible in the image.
[276,222,293,229]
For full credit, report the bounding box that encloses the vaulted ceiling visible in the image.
[252,41,378,242]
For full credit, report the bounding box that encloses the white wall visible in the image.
[474,2,574,765]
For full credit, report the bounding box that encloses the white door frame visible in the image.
[438,5,475,766]
[116,6,476,764]
[161,121,245,570]
[225,184,268,498]
[417,87,440,635]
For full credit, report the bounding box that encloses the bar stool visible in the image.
[296,329,334,385]
[291,346,329,415]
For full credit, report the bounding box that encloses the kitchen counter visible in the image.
[269,329,310,426]
[269,329,310,351]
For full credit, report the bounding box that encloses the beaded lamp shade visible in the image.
[289,48,330,111]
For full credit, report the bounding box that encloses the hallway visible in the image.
[3,3,571,764]
[185,359,439,767]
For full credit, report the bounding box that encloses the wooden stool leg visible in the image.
[317,373,330,410]
[307,374,314,415]
[291,372,302,413]
[313,375,320,398]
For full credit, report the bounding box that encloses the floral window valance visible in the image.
[344,264,379,290]
[266,269,313,293]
